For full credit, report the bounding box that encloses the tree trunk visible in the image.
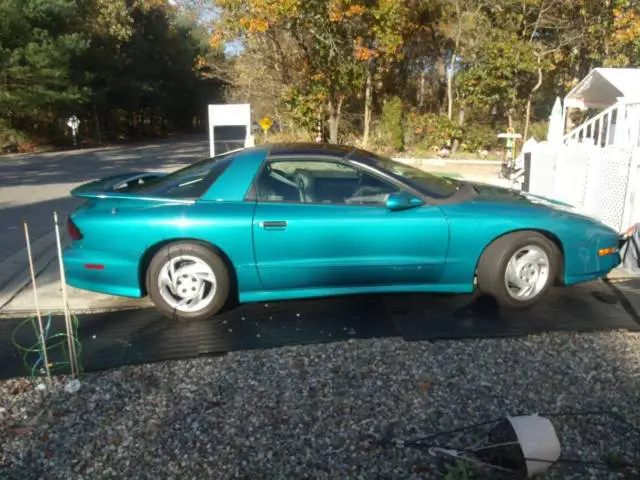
[451,106,466,153]
[448,1,462,121]
[328,113,338,144]
[93,103,102,144]
[523,58,543,141]
[317,111,323,142]
[274,105,282,134]
[328,97,343,144]
[435,58,446,114]
[362,67,373,146]
[447,55,455,121]
[418,69,426,111]
[523,99,533,141]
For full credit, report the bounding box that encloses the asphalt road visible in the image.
[0,135,210,259]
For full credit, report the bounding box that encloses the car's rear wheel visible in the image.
[146,242,230,321]
[477,231,559,309]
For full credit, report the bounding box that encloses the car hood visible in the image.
[451,180,620,237]
[466,180,582,214]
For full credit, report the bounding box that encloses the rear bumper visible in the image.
[63,246,144,298]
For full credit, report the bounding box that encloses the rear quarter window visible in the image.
[130,156,234,199]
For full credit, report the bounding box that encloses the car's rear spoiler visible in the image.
[70,172,167,199]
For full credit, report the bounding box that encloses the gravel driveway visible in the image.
[1,331,640,479]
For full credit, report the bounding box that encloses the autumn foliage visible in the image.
[3,0,640,151]
[208,0,639,150]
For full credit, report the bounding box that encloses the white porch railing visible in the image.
[564,101,640,148]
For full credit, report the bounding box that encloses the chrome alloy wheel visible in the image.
[504,245,550,300]
[157,255,217,312]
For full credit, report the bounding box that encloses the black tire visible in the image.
[146,242,230,321]
[476,231,560,309]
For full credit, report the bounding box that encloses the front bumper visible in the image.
[563,227,622,286]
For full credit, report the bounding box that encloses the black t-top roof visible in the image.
[268,142,356,157]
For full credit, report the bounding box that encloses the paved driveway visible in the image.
[0,135,210,259]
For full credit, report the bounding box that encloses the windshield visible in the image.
[127,154,234,198]
[357,151,459,199]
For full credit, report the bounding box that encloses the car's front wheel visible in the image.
[146,242,230,321]
[477,231,559,309]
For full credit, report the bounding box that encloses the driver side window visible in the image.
[254,159,401,206]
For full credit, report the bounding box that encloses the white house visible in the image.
[562,68,640,149]
[526,68,640,233]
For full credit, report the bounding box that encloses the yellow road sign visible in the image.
[259,117,273,132]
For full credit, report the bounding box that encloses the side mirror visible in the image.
[386,192,423,211]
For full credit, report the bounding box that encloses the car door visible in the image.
[251,157,450,291]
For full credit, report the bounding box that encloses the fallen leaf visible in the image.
[419,382,431,391]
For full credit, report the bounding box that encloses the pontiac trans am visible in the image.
[63,143,621,321]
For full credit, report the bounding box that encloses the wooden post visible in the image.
[522,152,532,193]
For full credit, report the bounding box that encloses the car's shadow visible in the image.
[1,279,639,380]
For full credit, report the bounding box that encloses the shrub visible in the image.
[461,123,498,152]
[406,112,462,150]
[527,120,549,142]
[0,121,25,146]
[380,96,404,151]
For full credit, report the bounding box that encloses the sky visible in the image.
[225,39,244,56]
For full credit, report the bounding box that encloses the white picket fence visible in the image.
[528,143,640,232]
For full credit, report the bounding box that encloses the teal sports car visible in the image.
[63,143,621,321]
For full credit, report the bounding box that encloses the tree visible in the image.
[0,0,220,146]
[457,30,540,128]
[380,96,404,150]
[0,0,90,134]
[439,0,486,122]
[608,1,640,66]
[213,0,370,142]
[1,0,632,152]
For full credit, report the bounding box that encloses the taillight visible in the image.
[67,217,83,241]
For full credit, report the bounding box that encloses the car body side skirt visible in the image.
[239,283,474,304]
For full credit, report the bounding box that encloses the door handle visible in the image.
[261,220,288,229]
